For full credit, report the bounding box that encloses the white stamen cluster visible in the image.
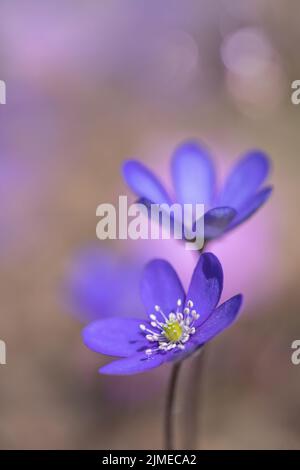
[139,299,199,356]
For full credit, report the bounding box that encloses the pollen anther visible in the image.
[141,298,198,357]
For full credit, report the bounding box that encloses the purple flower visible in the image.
[64,246,143,323]
[123,140,273,241]
[82,253,243,375]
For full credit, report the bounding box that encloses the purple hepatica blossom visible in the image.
[65,246,143,323]
[82,253,243,375]
[123,140,273,241]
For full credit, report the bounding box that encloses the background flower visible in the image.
[123,140,272,241]
[63,245,143,323]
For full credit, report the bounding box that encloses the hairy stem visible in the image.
[164,361,182,450]
[183,348,206,449]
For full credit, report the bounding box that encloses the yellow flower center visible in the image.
[163,320,183,342]
[140,299,200,356]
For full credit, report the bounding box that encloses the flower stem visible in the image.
[164,361,182,450]
[181,246,208,449]
[183,348,206,449]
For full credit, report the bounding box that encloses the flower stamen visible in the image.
[141,298,199,357]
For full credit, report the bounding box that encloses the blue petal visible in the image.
[171,141,215,207]
[123,160,172,205]
[82,318,147,357]
[137,197,185,238]
[186,253,223,326]
[188,294,243,348]
[100,351,168,375]
[218,150,270,209]
[141,260,185,316]
[228,186,273,230]
[201,207,236,240]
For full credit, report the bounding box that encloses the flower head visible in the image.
[82,253,243,375]
[123,140,273,241]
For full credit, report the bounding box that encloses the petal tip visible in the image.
[173,138,211,156]
[243,149,271,170]
[201,252,223,274]
[233,293,244,310]
[122,159,139,180]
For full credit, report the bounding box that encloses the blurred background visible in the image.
[1,0,300,449]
